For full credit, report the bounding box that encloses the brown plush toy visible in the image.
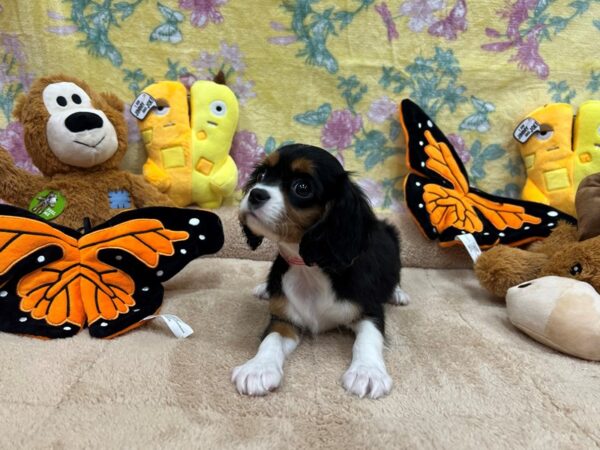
[0,74,173,229]
[474,172,600,298]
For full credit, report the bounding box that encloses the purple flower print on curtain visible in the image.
[179,0,227,28]
[230,130,266,188]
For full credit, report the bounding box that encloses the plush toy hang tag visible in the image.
[130,92,158,120]
[142,314,194,338]
[513,118,541,143]
[456,233,482,262]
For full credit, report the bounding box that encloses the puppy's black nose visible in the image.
[248,188,270,208]
[65,112,104,133]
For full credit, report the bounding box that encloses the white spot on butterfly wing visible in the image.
[189,218,200,226]
[199,235,206,240]
[524,226,530,230]
[427,120,433,127]
[548,223,555,227]
[141,286,149,292]
[115,255,123,261]
[415,181,421,187]
[63,326,72,331]
[100,322,108,327]
[0,291,7,298]
[19,317,27,322]
[418,204,424,208]
[419,141,424,146]
[180,248,187,255]
[418,122,422,129]
[37,255,45,263]
[547,211,558,217]
[498,232,505,237]
[156,270,164,277]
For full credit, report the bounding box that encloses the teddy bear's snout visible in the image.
[65,111,104,133]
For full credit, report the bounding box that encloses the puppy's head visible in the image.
[239,144,375,270]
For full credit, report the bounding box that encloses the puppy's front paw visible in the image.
[389,286,410,306]
[231,359,283,396]
[253,282,270,300]
[342,364,392,399]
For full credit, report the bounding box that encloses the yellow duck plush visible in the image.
[515,101,600,217]
[136,76,239,208]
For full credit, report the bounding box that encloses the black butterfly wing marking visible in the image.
[86,207,224,338]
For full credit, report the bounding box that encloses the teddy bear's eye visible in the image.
[71,94,82,104]
[570,263,582,276]
[56,96,67,107]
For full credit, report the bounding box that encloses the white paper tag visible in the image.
[456,233,482,263]
[142,314,194,338]
[513,118,541,143]
[130,92,158,120]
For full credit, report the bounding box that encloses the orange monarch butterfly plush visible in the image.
[0,205,224,339]
[400,99,575,248]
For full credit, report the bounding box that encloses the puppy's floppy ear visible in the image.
[300,175,373,270]
[242,224,263,250]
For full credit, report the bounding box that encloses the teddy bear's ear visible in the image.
[12,93,27,121]
[99,92,124,113]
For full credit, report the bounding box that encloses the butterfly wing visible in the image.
[0,204,84,338]
[401,98,470,187]
[80,207,224,338]
[404,173,574,247]
[400,99,576,247]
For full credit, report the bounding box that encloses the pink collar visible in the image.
[279,246,306,266]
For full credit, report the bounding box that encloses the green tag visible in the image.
[29,190,67,221]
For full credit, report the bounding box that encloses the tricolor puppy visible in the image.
[233,144,409,399]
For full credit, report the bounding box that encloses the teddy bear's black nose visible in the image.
[65,112,104,133]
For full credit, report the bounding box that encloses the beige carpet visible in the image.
[1,256,599,449]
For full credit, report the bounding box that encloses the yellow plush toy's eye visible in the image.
[536,125,554,141]
[154,99,170,116]
[210,100,227,117]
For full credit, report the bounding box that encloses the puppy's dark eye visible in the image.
[71,94,82,104]
[570,263,582,276]
[256,171,266,183]
[56,96,67,107]
[292,179,312,198]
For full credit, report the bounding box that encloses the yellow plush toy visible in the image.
[514,101,600,217]
[573,100,600,186]
[135,76,239,209]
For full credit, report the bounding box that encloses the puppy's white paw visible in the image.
[253,282,270,300]
[231,358,283,396]
[342,364,392,399]
[389,286,410,306]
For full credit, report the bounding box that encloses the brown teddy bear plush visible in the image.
[0,74,173,229]
[474,172,600,298]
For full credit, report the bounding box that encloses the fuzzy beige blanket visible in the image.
[1,210,599,449]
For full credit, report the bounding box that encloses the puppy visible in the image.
[233,144,409,399]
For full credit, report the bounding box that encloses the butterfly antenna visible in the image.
[78,217,92,235]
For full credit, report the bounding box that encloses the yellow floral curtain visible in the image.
[1,0,600,210]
